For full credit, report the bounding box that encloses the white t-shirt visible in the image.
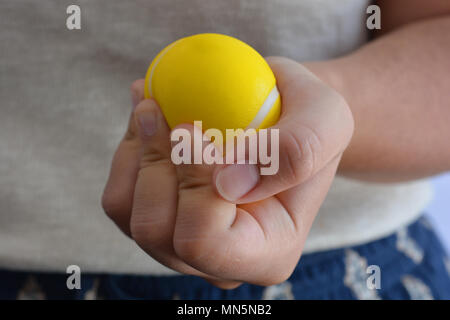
[0,0,431,274]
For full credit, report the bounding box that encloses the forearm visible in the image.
[305,16,450,182]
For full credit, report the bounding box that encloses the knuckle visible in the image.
[173,229,230,271]
[132,105,141,122]
[281,131,304,185]
[281,127,321,185]
[123,126,137,142]
[173,236,212,265]
[130,79,143,93]
[178,171,210,191]
[130,219,162,251]
[173,216,237,274]
[129,207,170,250]
[122,116,140,144]
[139,153,172,170]
[101,191,122,221]
[129,221,150,249]
[101,187,132,236]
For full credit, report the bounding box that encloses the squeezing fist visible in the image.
[102,57,354,289]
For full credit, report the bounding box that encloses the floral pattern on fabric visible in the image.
[396,227,424,264]
[343,249,380,300]
[16,276,46,300]
[84,278,101,300]
[419,217,433,230]
[1,217,448,300]
[262,281,294,300]
[401,275,433,300]
[445,257,450,277]
[172,293,181,300]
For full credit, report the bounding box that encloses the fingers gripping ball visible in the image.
[144,33,281,135]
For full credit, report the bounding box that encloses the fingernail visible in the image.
[131,90,140,109]
[138,109,157,136]
[216,164,260,201]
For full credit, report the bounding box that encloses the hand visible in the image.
[102,57,354,288]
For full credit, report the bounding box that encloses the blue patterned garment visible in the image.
[1,216,449,300]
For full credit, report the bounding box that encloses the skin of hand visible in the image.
[307,1,450,182]
[102,0,450,290]
[102,57,354,289]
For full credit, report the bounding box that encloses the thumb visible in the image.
[213,57,354,203]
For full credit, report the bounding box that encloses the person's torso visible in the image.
[0,0,431,274]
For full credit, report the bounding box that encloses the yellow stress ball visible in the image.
[144,33,281,135]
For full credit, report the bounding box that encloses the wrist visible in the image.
[302,59,350,102]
